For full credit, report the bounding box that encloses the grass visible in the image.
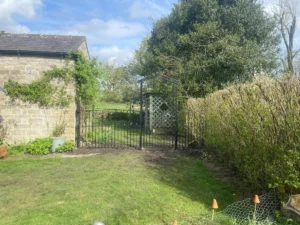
[95,101,129,110]
[0,151,235,225]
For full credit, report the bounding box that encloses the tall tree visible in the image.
[274,0,299,74]
[100,65,139,103]
[132,0,280,97]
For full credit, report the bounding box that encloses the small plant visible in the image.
[55,141,75,153]
[0,116,8,146]
[52,122,66,137]
[86,130,112,144]
[8,143,29,155]
[27,138,52,155]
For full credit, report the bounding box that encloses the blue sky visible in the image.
[0,0,298,65]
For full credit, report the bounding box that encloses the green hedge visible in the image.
[186,76,300,192]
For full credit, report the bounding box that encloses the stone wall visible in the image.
[0,55,76,144]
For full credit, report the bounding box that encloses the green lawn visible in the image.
[0,151,235,225]
[95,101,129,110]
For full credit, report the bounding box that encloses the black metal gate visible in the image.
[76,108,180,149]
[75,74,195,150]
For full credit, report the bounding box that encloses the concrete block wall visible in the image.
[0,55,76,145]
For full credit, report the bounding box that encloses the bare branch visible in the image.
[293,48,300,58]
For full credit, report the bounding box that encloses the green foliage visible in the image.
[109,111,129,120]
[52,122,66,137]
[4,51,106,107]
[109,111,140,124]
[99,65,139,103]
[131,0,280,97]
[71,51,106,106]
[8,139,74,155]
[5,66,72,107]
[27,138,52,155]
[0,116,7,146]
[86,130,112,143]
[8,143,29,155]
[55,141,74,153]
[7,138,52,155]
[186,76,300,192]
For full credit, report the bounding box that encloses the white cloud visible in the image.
[129,0,170,19]
[63,19,147,44]
[90,45,134,66]
[0,0,41,32]
[144,0,169,15]
[129,1,154,18]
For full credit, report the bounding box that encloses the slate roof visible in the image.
[0,32,87,56]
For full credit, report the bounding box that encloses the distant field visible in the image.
[94,101,140,111]
[95,101,129,110]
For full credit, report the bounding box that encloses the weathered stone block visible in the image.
[282,194,300,221]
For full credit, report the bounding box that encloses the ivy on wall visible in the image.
[71,51,105,106]
[4,51,105,107]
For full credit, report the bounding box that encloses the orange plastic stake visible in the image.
[253,195,260,220]
[253,195,260,204]
[212,199,219,209]
[212,199,218,220]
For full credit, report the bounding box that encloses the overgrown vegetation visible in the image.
[186,76,300,193]
[4,51,106,107]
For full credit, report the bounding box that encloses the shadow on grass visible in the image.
[142,150,235,210]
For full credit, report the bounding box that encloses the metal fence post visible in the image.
[174,85,178,150]
[139,81,143,150]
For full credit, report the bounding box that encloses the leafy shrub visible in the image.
[55,141,75,153]
[27,138,52,155]
[8,143,29,155]
[186,76,300,192]
[110,112,129,121]
[109,111,140,125]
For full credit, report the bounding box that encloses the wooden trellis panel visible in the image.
[145,95,175,131]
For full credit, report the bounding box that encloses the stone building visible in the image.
[0,32,89,144]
